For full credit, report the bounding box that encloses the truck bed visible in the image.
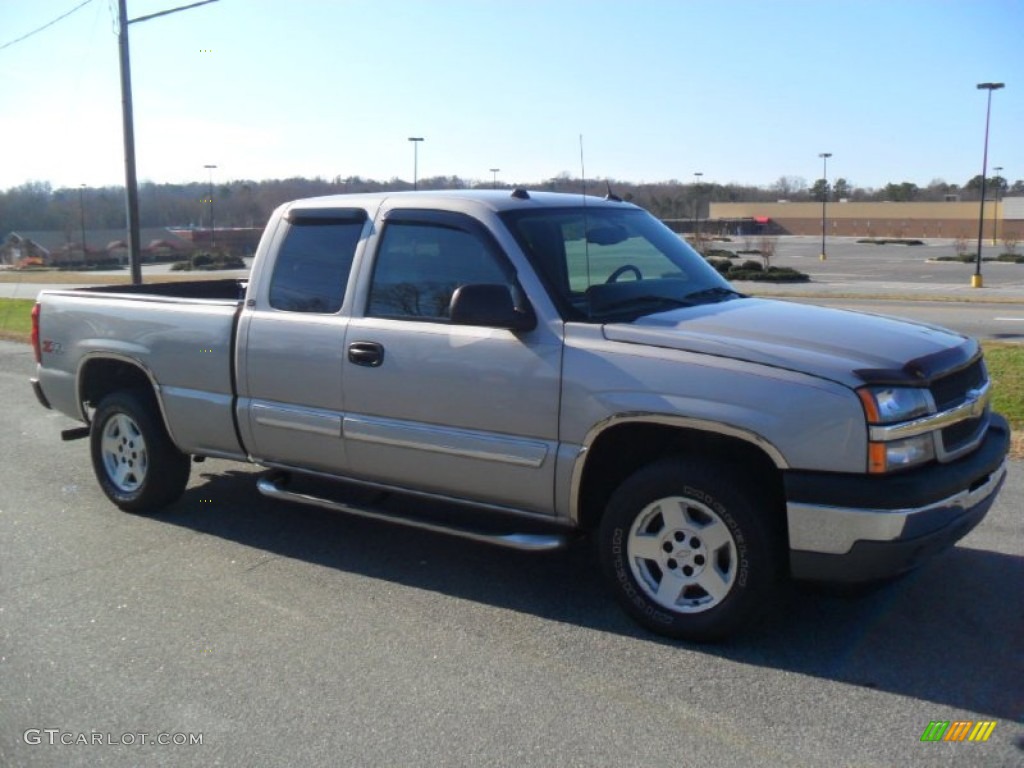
[35,279,247,461]
[72,278,247,302]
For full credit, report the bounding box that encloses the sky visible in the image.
[1,0,1022,193]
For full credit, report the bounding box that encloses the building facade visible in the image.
[708,199,1022,240]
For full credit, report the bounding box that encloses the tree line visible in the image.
[2,173,1022,234]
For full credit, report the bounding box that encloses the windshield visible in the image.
[500,205,739,322]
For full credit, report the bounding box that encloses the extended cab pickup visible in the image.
[31,190,1009,640]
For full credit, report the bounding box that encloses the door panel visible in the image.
[343,317,561,513]
[237,210,366,472]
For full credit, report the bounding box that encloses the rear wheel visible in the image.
[90,389,190,513]
[599,458,782,642]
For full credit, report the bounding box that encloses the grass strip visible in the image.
[0,298,34,342]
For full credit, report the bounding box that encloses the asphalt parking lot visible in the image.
[730,235,1024,298]
[2,235,1023,766]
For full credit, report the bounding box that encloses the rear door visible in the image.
[342,207,563,515]
[236,207,367,473]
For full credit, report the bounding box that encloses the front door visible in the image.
[342,208,562,515]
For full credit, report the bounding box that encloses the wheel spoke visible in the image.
[112,461,133,489]
[656,498,688,531]
[655,569,687,606]
[694,566,732,604]
[101,432,121,456]
[697,518,733,554]
[115,414,134,438]
[629,534,665,562]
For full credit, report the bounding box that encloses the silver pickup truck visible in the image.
[31,190,1009,641]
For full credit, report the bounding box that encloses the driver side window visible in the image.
[368,217,510,320]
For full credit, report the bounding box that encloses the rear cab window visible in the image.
[268,208,368,313]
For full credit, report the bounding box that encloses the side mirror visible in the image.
[449,284,536,331]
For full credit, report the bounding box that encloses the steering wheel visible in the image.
[606,264,643,283]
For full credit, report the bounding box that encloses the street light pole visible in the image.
[692,172,703,247]
[408,137,424,190]
[204,163,217,249]
[490,168,500,189]
[993,165,1003,246]
[973,82,1004,288]
[818,152,832,261]
[116,0,220,285]
[78,184,88,263]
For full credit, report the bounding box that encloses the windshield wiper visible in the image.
[682,286,746,303]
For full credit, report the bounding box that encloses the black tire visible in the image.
[90,389,190,513]
[598,458,783,642]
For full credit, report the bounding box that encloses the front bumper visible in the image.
[785,414,1009,583]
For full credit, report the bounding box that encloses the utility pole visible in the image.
[692,172,703,247]
[972,82,1004,288]
[818,152,832,261]
[408,137,424,190]
[117,0,219,284]
[78,184,88,263]
[993,165,1003,246]
[204,163,217,248]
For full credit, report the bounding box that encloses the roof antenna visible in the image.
[579,133,587,200]
[604,181,621,202]
[579,134,593,317]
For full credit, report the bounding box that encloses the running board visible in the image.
[255,476,569,552]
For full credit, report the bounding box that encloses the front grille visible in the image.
[929,359,985,410]
[929,357,989,461]
[942,415,986,454]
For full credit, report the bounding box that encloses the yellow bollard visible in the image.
[971,274,983,288]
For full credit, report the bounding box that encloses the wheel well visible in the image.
[79,358,158,417]
[576,423,785,533]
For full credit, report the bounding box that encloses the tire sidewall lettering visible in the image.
[611,527,674,625]
[683,484,749,588]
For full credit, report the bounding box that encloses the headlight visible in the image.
[857,386,931,424]
[857,386,935,473]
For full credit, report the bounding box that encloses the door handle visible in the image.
[348,341,384,367]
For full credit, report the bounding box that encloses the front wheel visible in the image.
[90,389,190,513]
[598,458,782,642]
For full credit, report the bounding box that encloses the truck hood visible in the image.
[602,298,971,388]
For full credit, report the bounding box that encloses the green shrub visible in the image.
[728,266,809,282]
[703,248,736,259]
[706,258,732,275]
[856,238,924,246]
[172,252,247,271]
[997,253,1024,263]
[739,260,763,272]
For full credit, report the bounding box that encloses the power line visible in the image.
[0,0,96,53]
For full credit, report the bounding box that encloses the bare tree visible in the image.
[757,236,777,269]
[1002,231,1019,256]
[953,235,969,260]
[772,176,808,200]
